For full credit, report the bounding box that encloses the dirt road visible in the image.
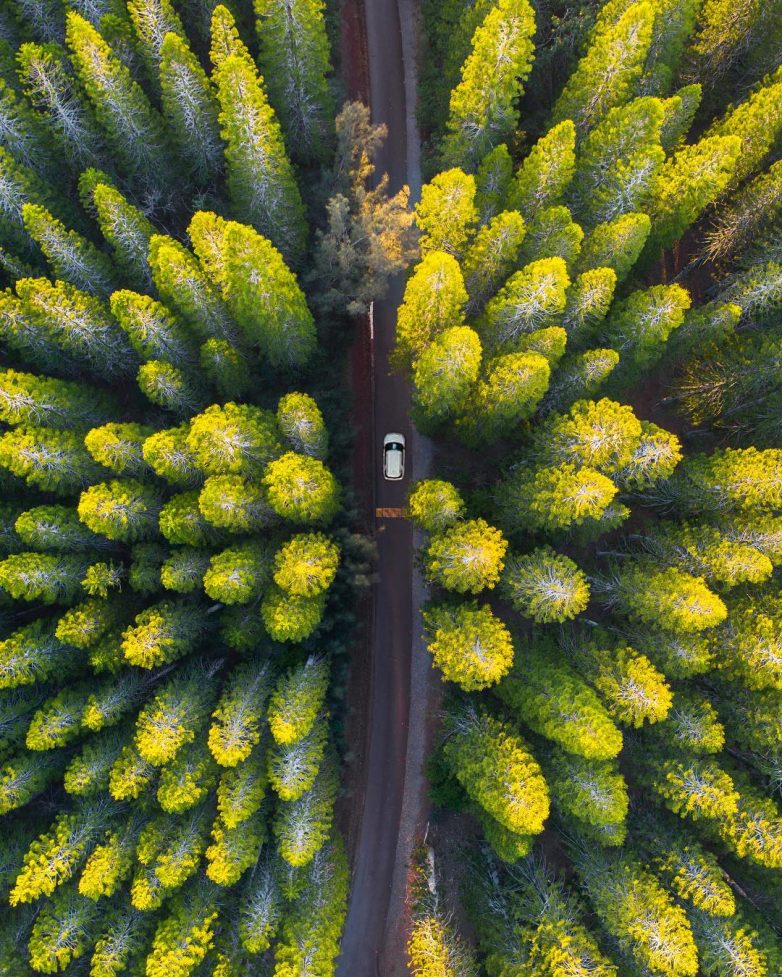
[336,0,429,971]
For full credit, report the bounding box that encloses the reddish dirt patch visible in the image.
[340,0,370,102]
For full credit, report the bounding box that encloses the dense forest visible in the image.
[0,0,417,973]
[404,0,782,975]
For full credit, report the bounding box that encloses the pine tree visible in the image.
[134,664,218,766]
[148,233,237,345]
[263,452,341,524]
[0,425,106,494]
[508,120,576,219]
[21,203,116,297]
[394,251,468,368]
[213,52,307,266]
[424,518,508,594]
[718,770,782,868]
[145,881,220,977]
[497,640,623,759]
[65,11,174,192]
[159,547,208,594]
[0,749,65,813]
[79,817,140,898]
[138,360,206,415]
[209,662,270,767]
[312,101,416,315]
[552,3,656,135]
[159,32,222,184]
[85,422,155,477]
[273,533,340,597]
[444,710,549,838]
[569,97,665,227]
[423,601,514,691]
[663,447,782,514]
[644,754,740,824]
[685,0,781,84]
[216,219,316,368]
[84,175,156,292]
[710,594,782,691]
[479,256,570,351]
[27,885,100,972]
[15,277,138,379]
[406,480,466,534]
[500,546,590,623]
[267,717,327,801]
[704,159,782,265]
[408,915,476,977]
[705,65,782,185]
[473,856,618,976]
[126,0,186,84]
[576,213,651,283]
[78,479,162,543]
[0,551,92,605]
[203,541,273,604]
[271,838,348,973]
[575,850,698,977]
[0,368,115,430]
[457,351,550,443]
[462,210,526,310]
[416,168,478,257]
[16,42,107,171]
[187,402,282,478]
[659,84,701,151]
[571,636,673,727]
[518,205,583,267]
[440,0,536,171]
[10,805,109,904]
[216,751,267,834]
[121,599,206,669]
[412,325,482,432]
[474,143,514,222]
[546,750,628,834]
[601,282,691,379]
[160,490,220,546]
[596,564,727,633]
[198,474,275,532]
[261,583,326,642]
[142,425,202,487]
[81,671,149,731]
[494,462,619,534]
[239,855,282,953]
[199,338,251,399]
[272,762,337,866]
[0,73,59,178]
[276,392,328,459]
[561,269,617,344]
[0,618,79,690]
[252,0,334,160]
[267,656,328,746]
[691,908,776,977]
[644,134,741,257]
[650,689,725,754]
[206,809,265,885]
[62,729,124,798]
[635,520,773,589]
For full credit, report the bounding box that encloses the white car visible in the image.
[383,433,405,480]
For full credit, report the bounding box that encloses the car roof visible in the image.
[385,443,403,477]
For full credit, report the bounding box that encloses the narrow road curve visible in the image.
[336,0,427,972]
